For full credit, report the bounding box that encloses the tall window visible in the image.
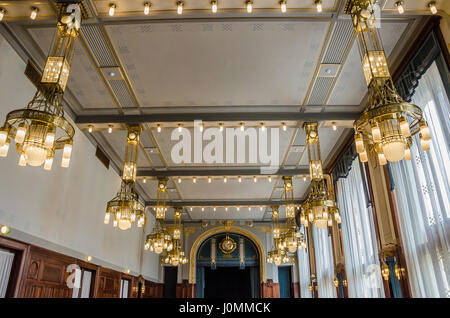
[336,158,384,298]
[390,61,450,298]
[297,237,312,298]
[72,268,94,298]
[313,227,337,298]
[120,279,130,298]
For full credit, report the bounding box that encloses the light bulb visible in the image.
[282,122,287,131]
[0,140,9,157]
[225,207,228,211]
[18,154,26,166]
[219,123,223,132]
[382,141,405,162]
[88,125,93,133]
[359,150,368,163]
[44,157,53,171]
[268,176,272,182]
[61,157,70,168]
[428,2,437,14]
[261,123,265,131]
[371,123,381,143]
[332,122,337,131]
[15,125,26,144]
[87,256,92,262]
[211,1,218,13]
[0,130,7,147]
[0,9,5,22]
[0,225,10,235]
[315,0,322,12]
[238,176,242,182]
[143,178,146,183]
[193,177,196,183]
[108,125,113,133]
[421,138,431,151]
[253,176,257,183]
[109,4,116,16]
[240,123,245,132]
[355,133,365,153]
[144,2,151,15]
[247,1,253,13]
[30,7,38,20]
[260,206,263,211]
[177,1,184,14]
[399,117,410,137]
[63,144,73,160]
[280,1,287,13]
[224,176,227,183]
[199,124,204,132]
[44,131,55,148]
[237,207,240,211]
[396,1,404,14]
[378,152,387,165]
[303,176,307,181]
[104,212,110,224]
[201,207,204,211]
[178,124,183,132]
[419,121,430,140]
[178,177,181,183]
[157,124,161,133]
[208,177,212,183]
[113,219,118,227]
[404,145,411,161]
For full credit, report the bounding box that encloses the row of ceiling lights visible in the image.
[142,175,311,184]
[87,122,338,133]
[147,206,301,211]
[0,1,440,22]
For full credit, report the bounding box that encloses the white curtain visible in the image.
[0,249,14,298]
[336,159,384,298]
[313,227,337,298]
[390,62,450,298]
[298,235,312,298]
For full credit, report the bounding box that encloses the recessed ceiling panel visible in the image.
[105,20,329,107]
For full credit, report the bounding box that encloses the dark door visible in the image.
[204,267,251,298]
[164,266,178,298]
[278,266,292,298]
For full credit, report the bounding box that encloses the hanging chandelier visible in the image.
[104,126,145,230]
[0,3,85,169]
[144,178,173,254]
[346,0,430,164]
[300,123,341,229]
[162,207,188,266]
[282,176,306,252]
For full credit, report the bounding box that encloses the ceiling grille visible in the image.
[108,80,136,108]
[322,20,354,64]
[306,77,334,105]
[81,25,116,67]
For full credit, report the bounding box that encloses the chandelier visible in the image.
[346,0,430,164]
[162,207,188,266]
[144,178,173,254]
[283,176,306,252]
[300,123,341,229]
[0,3,85,169]
[104,126,145,230]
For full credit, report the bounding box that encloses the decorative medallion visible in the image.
[219,234,236,254]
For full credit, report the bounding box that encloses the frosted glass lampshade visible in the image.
[118,219,131,230]
[382,141,405,162]
[24,144,47,166]
[315,219,328,229]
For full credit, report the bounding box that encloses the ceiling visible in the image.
[0,0,439,222]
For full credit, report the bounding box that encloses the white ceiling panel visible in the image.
[105,20,329,107]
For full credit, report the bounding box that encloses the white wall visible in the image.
[0,34,159,280]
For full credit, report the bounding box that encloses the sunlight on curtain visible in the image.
[336,159,384,297]
[298,236,312,298]
[390,62,450,298]
[313,227,337,298]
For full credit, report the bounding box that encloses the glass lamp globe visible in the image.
[315,219,328,229]
[274,257,281,266]
[382,141,405,162]
[118,219,131,230]
[154,245,163,254]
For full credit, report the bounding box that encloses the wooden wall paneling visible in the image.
[291,282,300,298]
[0,236,29,297]
[176,280,196,298]
[261,279,280,298]
[96,267,121,298]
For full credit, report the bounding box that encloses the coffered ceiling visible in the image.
[0,0,438,222]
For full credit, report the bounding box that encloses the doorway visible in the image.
[278,266,292,298]
[204,267,252,298]
[163,266,178,298]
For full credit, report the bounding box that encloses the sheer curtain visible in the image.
[390,61,450,298]
[0,249,14,298]
[336,159,384,298]
[298,235,312,298]
[313,227,337,298]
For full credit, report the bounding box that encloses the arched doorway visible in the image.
[194,232,261,298]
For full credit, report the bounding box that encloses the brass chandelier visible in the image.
[346,0,430,164]
[266,206,296,266]
[162,207,188,266]
[300,123,341,229]
[0,3,85,169]
[144,178,173,254]
[104,126,145,230]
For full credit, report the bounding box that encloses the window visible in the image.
[72,268,94,298]
[0,249,14,298]
[120,279,130,298]
[390,61,450,297]
[336,158,384,298]
[297,237,312,298]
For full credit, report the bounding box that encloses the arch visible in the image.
[189,226,266,284]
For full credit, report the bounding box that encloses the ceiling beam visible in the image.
[75,109,361,124]
[137,167,309,177]
[145,200,303,207]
